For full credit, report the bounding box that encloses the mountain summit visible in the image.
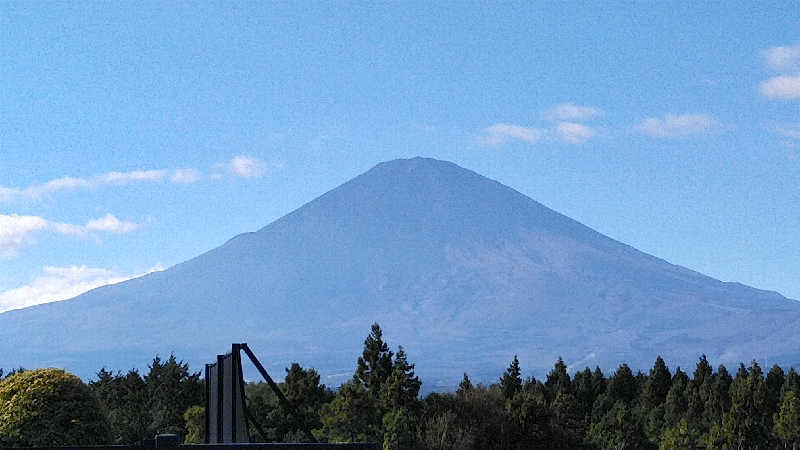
[1,157,798,387]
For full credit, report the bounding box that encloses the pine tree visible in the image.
[645,356,672,408]
[457,373,473,395]
[317,381,381,443]
[717,360,771,449]
[380,346,421,412]
[774,390,800,448]
[355,323,394,398]
[572,367,596,419]
[766,364,786,424]
[783,369,800,398]
[607,363,637,404]
[545,357,572,400]
[709,364,733,423]
[500,355,522,400]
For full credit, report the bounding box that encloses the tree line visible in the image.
[1,322,800,449]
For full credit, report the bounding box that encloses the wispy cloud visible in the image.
[635,113,718,139]
[760,43,800,101]
[556,122,596,144]
[1,157,273,202]
[85,213,141,234]
[0,264,164,313]
[544,103,603,121]
[477,124,544,147]
[760,75,800,100]
[763,43,800,72]
[228,155,267,178]
[170,168,202,184]
[0,213,140,257]
[0,169,177,202]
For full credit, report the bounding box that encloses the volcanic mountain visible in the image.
[1,157,798,388]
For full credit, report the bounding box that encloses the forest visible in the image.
[1,323,799,450]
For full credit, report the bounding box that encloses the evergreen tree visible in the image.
[382,407,417,450]
[587,400,653,450]
[645,356,672,408]
[457,373,473,395]
[316,381,381,443]
[572,367,597,419]
[687,355,715,432]
[709,364,733,424]
[766,364,786,424]
[664,369,689,429]
[380,346,422,413]
[591,366,607,398]
[90,368,150,443]
[507,388,552,449]
[500,355,522,400]
[783,369,800,398]
[145,354,203,436]
[355,323,394,397]
[265,363,334,442]
[607,363,638,404]
[545,357,571,400]
[717,360,771,449]
[774,390,800,448]
[550,391,586,448]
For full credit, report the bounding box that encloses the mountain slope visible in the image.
[1,157,798,387]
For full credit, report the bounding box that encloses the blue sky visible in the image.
[1,1,798,311]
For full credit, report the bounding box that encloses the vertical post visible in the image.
[216,354,224,443]
[204,364,211,444]
[231,344,240,442]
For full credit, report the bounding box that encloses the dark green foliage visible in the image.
[500,355,522,400]
[145,354,203,436]
[544,357,571,400]
[716,360,772,449]
[7,336,800,450]
[766,364,786,424]
[607,363,638,404]
[316,381,382,443]
[774,390,800,447]
[355,323,394,397]
[89,368,150,443]
[644,356,672,408]
[248,363,334,442]
[457,373,473,395]
[0,368,112,447]
[381,346,422,412]
[587,400,653,450]
[382,407,417,450]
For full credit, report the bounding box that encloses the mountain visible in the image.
[1,157,798,389]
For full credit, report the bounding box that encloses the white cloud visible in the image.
[99,170,167,184]
[778,127,800,140]
[764,43,800,72]
[556,122,596,144]
[0,264,164,313]
[171,168,202,184]
[229,155,267,177]
[477,123,543,147]
[760,75,800,100]
[635,113,718,139]
[1,169,170,202]
[0,214,50,257]
[0,213,140,257]
[86,214,140,233]
[545,103,603,121]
